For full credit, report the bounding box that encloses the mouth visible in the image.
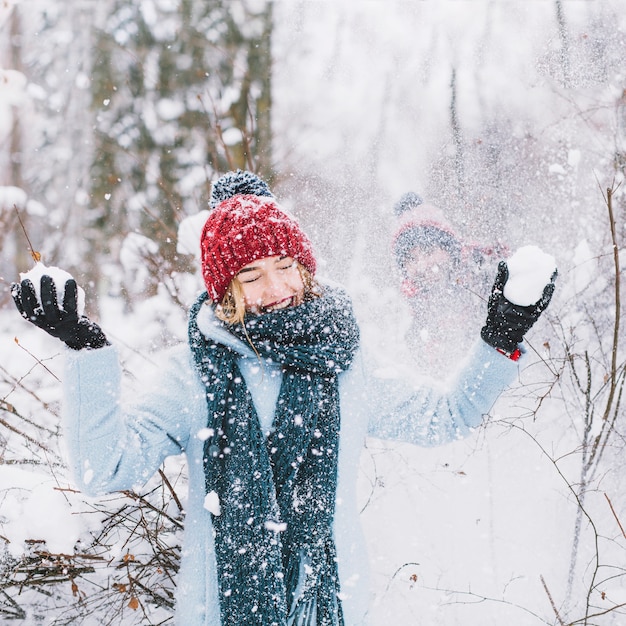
[261,296,296,313]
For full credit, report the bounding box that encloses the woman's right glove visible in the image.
[480,261,556,356]
[12,275,110,350]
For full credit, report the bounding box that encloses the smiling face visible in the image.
[404,246,453,292]
[235,255,305,314]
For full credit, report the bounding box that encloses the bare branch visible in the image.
[604,492,626,540]
[540,575,566,625]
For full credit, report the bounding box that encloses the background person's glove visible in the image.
[12,275,110,350]
[480,261,556,355]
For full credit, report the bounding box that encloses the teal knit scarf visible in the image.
[188,286,360,626]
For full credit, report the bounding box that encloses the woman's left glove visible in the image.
[12,275,110,350]
[480,261,556,355]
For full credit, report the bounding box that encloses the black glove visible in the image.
[12,275,110,350]
[481,261,556,355]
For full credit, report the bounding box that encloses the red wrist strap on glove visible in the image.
[496,347,522,361]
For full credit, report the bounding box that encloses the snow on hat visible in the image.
[200,194,317,302]
[209,169,274,209]
[392,193,461,270]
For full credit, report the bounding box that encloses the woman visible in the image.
[12,183,555,625]
[391,191,509,376]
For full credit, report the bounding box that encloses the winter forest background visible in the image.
[1,0,626,624]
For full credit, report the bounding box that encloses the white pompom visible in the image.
[20,262,86,316]
[503,246,557,306]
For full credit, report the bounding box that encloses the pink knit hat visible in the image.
[200,194,317,302]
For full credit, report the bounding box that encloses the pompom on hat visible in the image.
[200,194,317,302]
[209,169,274,209]
[393,191,424,217]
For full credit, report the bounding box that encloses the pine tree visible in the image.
[1,2,107,306]
[90,0,274,301]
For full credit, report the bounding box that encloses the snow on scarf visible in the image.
[188,286,360,626]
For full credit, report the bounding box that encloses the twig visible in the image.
[540,575,565,626]
[195,92,223,173]
[120,490,184,529]
[604,493,626,540]
[383,561,421,596]
[12,338,61,382]
[506,421,601,620]
[14,205,41,263]
[0,589,26,619]
[0,416,54,454]
[200,88,236,170]
[600,184,621,423]
[158,469,183,514]
[416,581,548,623]
[566,602,626,625]
[140,204,178,241]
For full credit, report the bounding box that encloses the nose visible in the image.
[263,270,290,301]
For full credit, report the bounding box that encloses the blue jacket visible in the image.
[63,301,520,625]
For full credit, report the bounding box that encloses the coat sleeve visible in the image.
[366,340,520,446]
[62,344,203,496]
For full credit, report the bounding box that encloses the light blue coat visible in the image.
[63,301,520,625]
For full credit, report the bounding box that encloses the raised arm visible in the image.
[368,254,556,445]
[12,270,197,495]
[367,339,519,445]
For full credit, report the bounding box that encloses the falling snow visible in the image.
[1,1,626,625]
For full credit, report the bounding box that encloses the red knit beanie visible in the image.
[200,194,317,302]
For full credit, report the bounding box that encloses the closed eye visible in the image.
[239,274,260,284]
[276,258,296,271]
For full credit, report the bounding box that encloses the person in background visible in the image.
[11,171,555,626]
[392,191,507,376]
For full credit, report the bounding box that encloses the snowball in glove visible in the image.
[481,248,557,355]
[12,266,109,351]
